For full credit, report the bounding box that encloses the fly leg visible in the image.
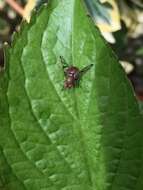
[59,56,69,76]
[80,64,93,75]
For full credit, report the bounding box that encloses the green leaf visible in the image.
[0,0,143,190]
[136,47,143,56]
[138,100,143,114]
[84,0,111,24]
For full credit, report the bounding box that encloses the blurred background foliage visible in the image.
[0,0,143,99]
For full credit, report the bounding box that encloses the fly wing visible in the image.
[59,56,69,76]
[60,56,68,69]
[79,64,93,76]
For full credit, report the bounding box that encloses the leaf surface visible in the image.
[0,0,143,190]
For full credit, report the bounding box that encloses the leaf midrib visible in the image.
[71,0,94,188]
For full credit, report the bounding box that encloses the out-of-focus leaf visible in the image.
[118,0,143,37]
[35,0,48,9]
[130,0,143,9]
[118,1,136,29]
[0,0,5,8]
[136,47,143,56]
[100,31,116,43]
[23,0,37,22]
[85,0,121,33]
[120,60,134,74]
[138,100,143,114]
[0,18,9,37]
[84,0,111,24]
[23,0,48,21]
[0,18,7,31]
